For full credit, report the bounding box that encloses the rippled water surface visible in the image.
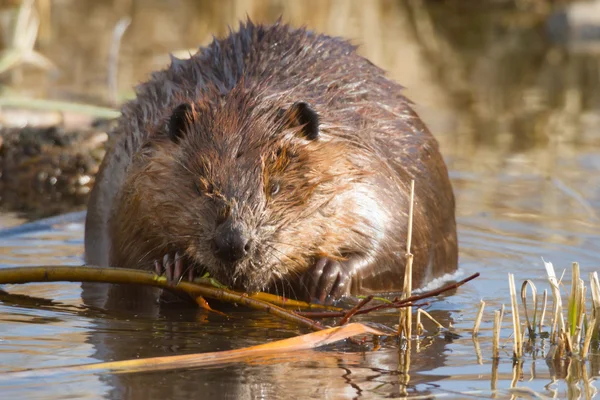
[1,1,600,399]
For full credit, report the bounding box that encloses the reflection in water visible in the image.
[0,212,456,399]
[0,0,600,398]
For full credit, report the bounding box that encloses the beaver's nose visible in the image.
[213,225,251,264]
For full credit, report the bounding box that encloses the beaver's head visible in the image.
[116,86,374,295]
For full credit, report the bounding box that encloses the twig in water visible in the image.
[492,309,501,359]
[591,272,600,341]
[0,265,325,332]
[539,289,547,334]
[520,279,538,338]
[582,316,596,359]
[590,272,600,320]
[567,262,586,351]
[417,308,444,330]
[508,273,523,358]
[398,179,415,338]
[298,301,417,319]
[472,299,485,337]
[338,295,373,326]
[298,272,479,319]
[544,259,565,345]
[401,272,480,304]
[416,308,424,336]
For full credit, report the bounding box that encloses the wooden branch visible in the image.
[0,265,325,332]
[298,273,480,320]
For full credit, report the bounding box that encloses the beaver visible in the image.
[84,20,458,304]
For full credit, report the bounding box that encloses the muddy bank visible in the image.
[0,120,109,219]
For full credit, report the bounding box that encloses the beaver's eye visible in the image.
[194,182,202,195]
[269,182,281,197]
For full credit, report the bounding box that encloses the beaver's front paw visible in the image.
[301,257,355,304]
[154,252,195,285]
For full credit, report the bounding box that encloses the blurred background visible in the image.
[1,0,599,221]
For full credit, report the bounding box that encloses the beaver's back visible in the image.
[116,21,444,211]
[118,21,420,154]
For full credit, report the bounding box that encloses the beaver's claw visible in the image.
[301,257,355,304]
[154,252,195,285]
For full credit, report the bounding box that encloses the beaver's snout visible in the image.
[212,220,252,264]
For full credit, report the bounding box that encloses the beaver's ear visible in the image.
[168,103,194,143]
[285,101,319,140]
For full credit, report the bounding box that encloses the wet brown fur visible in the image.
[85,20,458,298]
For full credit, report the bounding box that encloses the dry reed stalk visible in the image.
[508,273,523,358]
[397,181,415,396]
[417,309,444,330]
[576,284,586,346]
[582,316,596,359]
[567,263,579,337]
[539,289,548,334]
[544,260,566,345]
[398,180,415,339]
[568,262,585,348]
[563,331,573,355]
[555,334,566,360]
[591,272,600,316]
[416,308,423,336]
[520,280,538,337]
[472,299,485,337]
[590,272,600,339]
[492,310,501,360]
[472,335,483,365]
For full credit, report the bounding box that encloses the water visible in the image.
[1,0,600,398]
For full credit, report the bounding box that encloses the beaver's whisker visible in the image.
[264,244,305,271]
[267,240,306,251]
